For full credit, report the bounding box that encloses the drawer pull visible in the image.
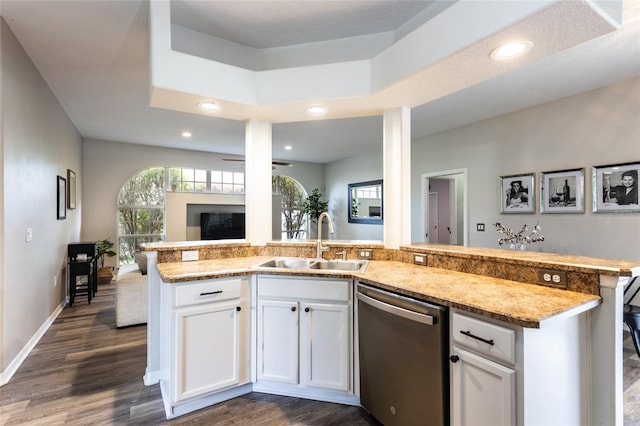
[199,290,223,296]
[236,306,241,312]
[291,306,296,312]
[304,307,310,313]
[460,330,495,346]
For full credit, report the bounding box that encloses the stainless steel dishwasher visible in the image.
[357,283,449,426]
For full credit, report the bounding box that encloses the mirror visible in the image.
[348,180,383,224]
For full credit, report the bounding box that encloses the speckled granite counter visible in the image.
[156,256,601,328]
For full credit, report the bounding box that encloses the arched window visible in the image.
[117,167,166,265]
[273,175,308,240]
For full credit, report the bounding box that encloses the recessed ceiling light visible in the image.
[181,131,192,138]
[284,145,292,150]
[198,101,220,112]
[306,105,327,116]
[490,41,532,61]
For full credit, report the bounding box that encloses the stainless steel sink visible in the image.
[256,257,368,272]
[309,260,367,272]
[257,258,317,269]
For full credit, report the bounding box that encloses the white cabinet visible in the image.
[450,309,590,426]
[450,346,515,426]
[450,311,516,426]
[160,276,251,418]
[256,275,355,403]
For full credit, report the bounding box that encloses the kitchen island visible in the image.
[141,240,639,424]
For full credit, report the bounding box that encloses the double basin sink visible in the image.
[257,257,368,272]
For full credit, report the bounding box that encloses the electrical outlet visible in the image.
[537,269,567,287]
[476,223,485,232]
[413,254,427,266]
[53,276,57,287]
[357,249,373,260]
[182,250,199,261]
[25,228,33,242]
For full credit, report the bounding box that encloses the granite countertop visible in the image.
[156,256,601,329]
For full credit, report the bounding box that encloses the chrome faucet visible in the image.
[316,212,335,259]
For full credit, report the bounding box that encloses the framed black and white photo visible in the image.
[540,168,584,213]
[57,175,66,220]
[593,161,639,213]
[500,173,535,214]
[67,169,76,210]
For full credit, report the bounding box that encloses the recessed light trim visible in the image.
[306,105,327,116]
[490,41,532,61]
[181,131,192,138]
[198,101,220,112]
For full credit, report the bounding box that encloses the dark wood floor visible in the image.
[3,281,640,425]
[0,282,380,425]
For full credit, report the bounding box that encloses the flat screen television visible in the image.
[200,212,245,240]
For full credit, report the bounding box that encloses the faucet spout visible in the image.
[316,212,335,259]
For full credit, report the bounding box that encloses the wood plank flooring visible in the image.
[2,281,640,425]
[0,282,380,425]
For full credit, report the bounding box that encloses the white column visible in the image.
[591,275,627,425]
[383,108,411,249]
[245,120,272,245]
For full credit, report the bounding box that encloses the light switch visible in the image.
[25,228,33,242]
[182,250,199,261]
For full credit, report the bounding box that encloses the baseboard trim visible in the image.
[0,298,67,386]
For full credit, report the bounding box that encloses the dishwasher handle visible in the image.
[357,292,435,326]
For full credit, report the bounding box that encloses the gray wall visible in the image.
[1,19,82,373]
[325,150,383,241]
[411,76,640,261]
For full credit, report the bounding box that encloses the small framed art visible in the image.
[500,173,535,214]
[57,175,66,220]
[67,169,76,210]
[540,168,584,213]
[593,161,639,213]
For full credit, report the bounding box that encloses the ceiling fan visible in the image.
[222,158,293,167]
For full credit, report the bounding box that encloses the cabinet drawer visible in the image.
[452,312,515,365]
[174,278,246,308]
[258,276,350,302]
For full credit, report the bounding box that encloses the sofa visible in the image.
[115,253,148,327]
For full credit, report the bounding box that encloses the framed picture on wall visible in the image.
[593,161,639,213]
[57,175,66,220]
[500,173,535,214]
[67,169,76,210]
[540,168,585,213]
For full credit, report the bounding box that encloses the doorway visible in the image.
[421,169,468,246]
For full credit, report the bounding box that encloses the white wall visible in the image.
[82,138,325,260]
[411,76,640,262]
[325,150,383,241]
[1,19,82,373]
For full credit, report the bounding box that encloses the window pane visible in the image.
[212,171,222,183]
[195,169,207,181]
[182,168,194,181]
[234,172,244,184]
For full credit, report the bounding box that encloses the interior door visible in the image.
[428,193,438,243]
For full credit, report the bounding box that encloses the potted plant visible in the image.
[97,238,117,284]
[302,188,329,239]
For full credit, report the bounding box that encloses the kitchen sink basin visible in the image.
[309,260,367,272]
[256,257,368,272]
[257,258,317,269]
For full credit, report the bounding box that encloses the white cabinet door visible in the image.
[174,300,249,402]
[257,299,299,384]
[300,302,350,391]
[451,346,515,426]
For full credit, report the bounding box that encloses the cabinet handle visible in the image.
[199,290,223,296]
[460,330,495,346]
[304,307,310,313]
[236,306,241,312]
[449,355,460,363]
[291,306,296,312]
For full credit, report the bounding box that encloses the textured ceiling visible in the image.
[170,0,435,49]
